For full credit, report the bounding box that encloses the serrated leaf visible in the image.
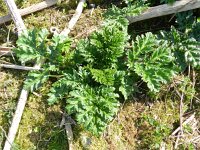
[75,24,129,69]
[47,35,72,67]
[89,68,116,86]
[24,70,49,92]
[66,85,119,135]
[47,69,83,105]
[128,32,177,92]
[14,28,49,64]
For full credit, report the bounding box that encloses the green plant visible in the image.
[127,32,177,92]
[160,27,200,71]
[13,3,200,138]
[137,115,171,149]
[66,85,120,135]
[14,21,131,135]
[104,0,148,20]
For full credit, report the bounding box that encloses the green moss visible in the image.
[14,84,68,150]
[136,101,179,149]
[0,69,26,148]
[0,0,8,16]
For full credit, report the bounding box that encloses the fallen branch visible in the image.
[0,0,57,25]
[127,0,200,24]
[0,64,42,71]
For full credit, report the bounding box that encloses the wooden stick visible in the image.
[60,0,86,36]
[127,0,200,24]
[0,0,57,25]
[0,47,13,56]
[3,1,27,149]
[4,0,26,35]
[179,91,184,135]
[0,64,42,71]
[60,112,74,150]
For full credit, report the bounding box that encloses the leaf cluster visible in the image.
[14,16,133,135]
[13,4,200,137]
[127,32,177,92]
[159,12,200,71]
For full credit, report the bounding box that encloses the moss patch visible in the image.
[71,100,180,150]
[14,84,68,150]
[0,69,26,149]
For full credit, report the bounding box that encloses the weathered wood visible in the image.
[61,0,86,36]
[0,47,13,56]
[3,1,27,150]
[0,64,42,71]
[127,0,200,24]
[4,0,26,34]
[0,0,57,25]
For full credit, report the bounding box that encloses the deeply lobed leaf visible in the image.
[14,28,49,64]
[128,32,177,92]
[66,85,120,135]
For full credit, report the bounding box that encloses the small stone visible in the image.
[89,4,96,8]
[81,135,92,148]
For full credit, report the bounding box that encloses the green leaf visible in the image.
[75,24,129,69]
[66,85,119,135]
[183,38,200,67]
[47,69,85,105]
[128,32,177,92]
[14,28,49,64]
[89,68,116,86]
[47,35,72,68]
[24,70,49,92]
[161,27,200,69]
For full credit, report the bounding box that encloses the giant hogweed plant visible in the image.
[14,18,132,135]
[14,4,200,135]
[127,32,178,92]
[159,11,200,71]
